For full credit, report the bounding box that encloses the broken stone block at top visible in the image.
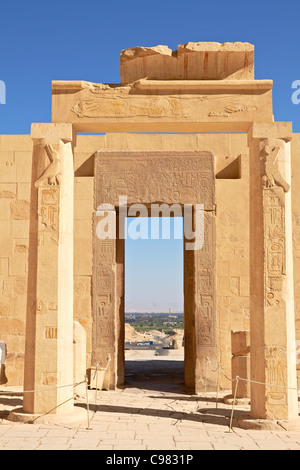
[120,42,254,83]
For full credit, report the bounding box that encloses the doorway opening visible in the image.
[124,216,184,392]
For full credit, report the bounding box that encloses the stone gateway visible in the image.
[1,42,300,427]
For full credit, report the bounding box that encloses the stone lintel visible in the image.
[95,150,215,209]
[51,84,273,133]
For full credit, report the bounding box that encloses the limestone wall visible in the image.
[0,135,100,384]
[0,136,32,384]
[0,132,299,388]
[291,134,300,385]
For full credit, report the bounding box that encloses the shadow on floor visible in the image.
[76,401,247,428]
[124,359,186,394]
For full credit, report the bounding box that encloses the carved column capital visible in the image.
[248,122,293,144]
[31,123,73,145]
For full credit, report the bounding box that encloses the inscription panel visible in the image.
[195,211,216,347]
[95,151,215,209]
[93,235,116,359]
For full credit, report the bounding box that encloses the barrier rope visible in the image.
[0,379,86,395]
[205,357,299,432]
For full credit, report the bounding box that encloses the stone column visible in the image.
[22,123,75,416]
[248,122,298,422]
[184,209,217,393]
[92,211,117,390]
[73,321,87,397]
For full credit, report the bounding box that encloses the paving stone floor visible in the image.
[0,358,300,451]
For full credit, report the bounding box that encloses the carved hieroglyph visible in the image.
[94,150,216,392]
[195,212,216,348]
[23,124,74,417]
[249,129,298,421]
[92,234,116,389]
[95,150,215,208]
[261,142,289,309]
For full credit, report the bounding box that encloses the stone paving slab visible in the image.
[1,385,300,450]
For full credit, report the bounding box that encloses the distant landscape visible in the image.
[125,312,184,334]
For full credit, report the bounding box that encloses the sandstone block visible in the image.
[15,151,32,182]
[0,183,17,198]
[73,321,87,396]
[17,183,31,201]
[9,253,26,276]
[10,200,30,220]
[10,220,29,238]
[232,355,250,398]
[231,330,250,356]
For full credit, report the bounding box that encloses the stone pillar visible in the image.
[73,321,86,397]
[92,211,117,390]
[248,122,298,422]
[231,331,250,399]
[184,209,217,393]
[22,123,75,416]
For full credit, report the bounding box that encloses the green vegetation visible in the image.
[125,313,184,334]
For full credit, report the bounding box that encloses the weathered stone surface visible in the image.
[120,42,254,83]
[95,150,215,209]
[232,356,251,398]
[231,330,250,356]
[10,200,30,220]
[248,124,298,421]
[52,71,273,132]
[73,321,86,396]
[22,123,75,417]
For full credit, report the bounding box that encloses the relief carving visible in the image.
[72,96,183,119]
[39,188,59,231]
[35,144,61,188]
[261,144,290,193]
[263,156,287,307]
[195,212,215,347]
[208,104,257,117]
[265,346,287,405]
[95,152,214,207]
[94,238,115,349]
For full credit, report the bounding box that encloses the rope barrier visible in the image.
[205,356,299,432]
[0,378,93,429]
[85,375,91,430]
[0,356,111,430]
[0,380,86,395]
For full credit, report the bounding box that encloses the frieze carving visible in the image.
[35,144,62,188]
[208,104,257,118]
[72,97,184,119]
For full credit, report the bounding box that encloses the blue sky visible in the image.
[125,218,184,313]
[1,0,299,311]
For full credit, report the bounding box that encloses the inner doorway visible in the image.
[124,216,184,392]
